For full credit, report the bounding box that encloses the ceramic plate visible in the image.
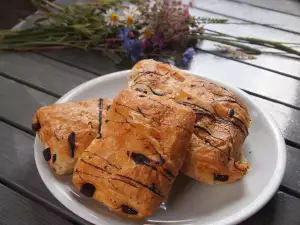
[34,70,286,225]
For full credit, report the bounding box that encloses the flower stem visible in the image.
[236,37,300,56]
[195,35,262,54]
[42,0,64,11]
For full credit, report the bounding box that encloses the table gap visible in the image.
[0,71,61,98]
[226,0,300,17]
[198,49,300,81]
[191,6,300,35]
[38,53,101,78]
[279,186,300,200]
[0,176,87,225]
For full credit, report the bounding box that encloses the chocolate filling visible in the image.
[148,183,156,192]
[164,168,175,178]
[43,148,51,161]
[148,86,163,96]
[121,204,138,215]
[32,121,41,132]
[213,173,229,182]
[128,152,151,166]
[135,88,147,94]
[228,108,235,118]
[80,183,96,197]
[68,132,76,158]
[52,154,57,164]
[98,99,104,138]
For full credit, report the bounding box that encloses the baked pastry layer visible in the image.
[73,89,195,218]
[129,59,251,184]
[32,99,111,175]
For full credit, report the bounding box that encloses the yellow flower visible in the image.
[104,9,119,26]
[122,5,140,27]
[139,27,153,41]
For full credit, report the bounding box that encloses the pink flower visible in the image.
[129,32,135,38]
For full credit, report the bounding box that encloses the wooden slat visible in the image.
[0,122,59,203]
[250,96,300,146]
[0,76,56,130]
[0,121,92,225]
[1,118,92,223]
[190,52,300,108]
[191,0,300,34]
[42,49,132,75]
[229,0,300,17]
[1,52,300,146]
[241,191,300,225]
[0,52,96,96]
[187,8,300,78]
[283,145,300,194]
[0,53,299,147]
[0,183,72,225]
[5,51,298,115]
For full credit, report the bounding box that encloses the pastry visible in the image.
[129,59,251,184]
[73,89,195,218]
[32,99,111,175]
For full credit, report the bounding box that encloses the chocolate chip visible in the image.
[52,154,57,164]
[135,88,147,94]
[228,109,235,118]
[68,132,76,158]
[128,152,151,165]
[149,86,163,96]
[213,173,229,182]
[138,95,146,97]
[32,121,41,132]
[148,183,156,192]
[88,121,93,129]
[107,105,111,111]
[137,107,145,117]
[80,183,95,197]
[164,168,175,178]
[158,156,165,164]
[43,148,51,161]
[121,204,138,215]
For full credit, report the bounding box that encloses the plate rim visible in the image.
[34,70,286,225]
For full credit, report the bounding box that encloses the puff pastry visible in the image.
[129,59,251,184]
[32,99,111,175]
[73,89,195,218]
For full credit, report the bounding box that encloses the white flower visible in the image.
[104,9,120,27]
[122,5,141,27]
[139,27,153,41]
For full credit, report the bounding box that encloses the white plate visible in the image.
[34,70,286,225]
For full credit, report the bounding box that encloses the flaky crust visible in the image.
[32,99,111,175]
[73,89,195,218]
[129,59,251,184]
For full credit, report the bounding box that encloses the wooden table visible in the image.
[0,0,300,224]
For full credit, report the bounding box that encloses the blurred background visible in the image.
[0,0,36,29]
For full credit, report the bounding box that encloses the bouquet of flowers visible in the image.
[0,0,299,65]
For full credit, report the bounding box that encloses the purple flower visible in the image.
[118,28,130,41]
[152,34,165,49]
[124,39,144,62]
[182,47,196,65]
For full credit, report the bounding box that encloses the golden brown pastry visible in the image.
[73,89,195,218]
[32,99,111,175]
[129,59,251,184]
